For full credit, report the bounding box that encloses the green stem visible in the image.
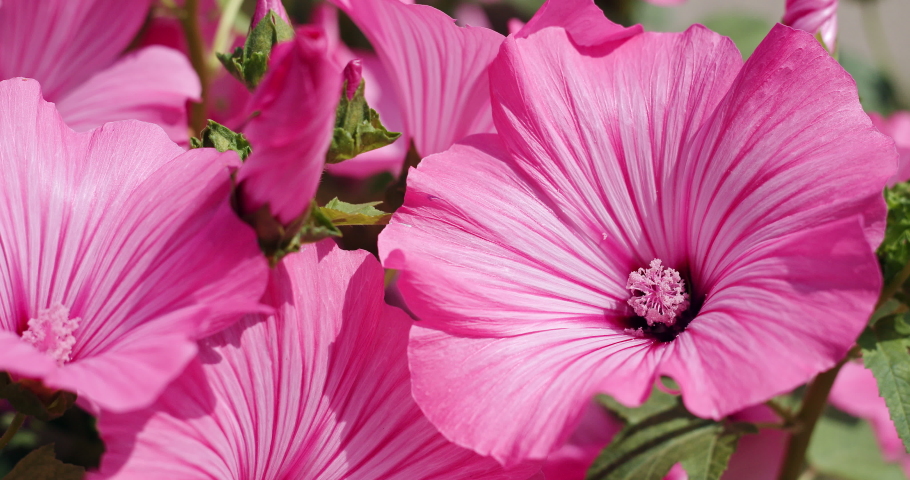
[181,0,209,135]
[0,413,26,451]
[209,0,244,70]
[776,359,849,480]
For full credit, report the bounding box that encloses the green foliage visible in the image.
[320,198,391,226]
[879,183,910,289]
[858,313,910,454]
[0,374,75,422]
[2,444,83,480]
[217,10,294,90]
[326,80,401,164]
[701,15,773,60]
[190,120,252,161]
[808,415,908,480]
[589,390,755,480]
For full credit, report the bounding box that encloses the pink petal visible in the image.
[540,401,622,480]
[720,406,788,480]
[95,242,540,479]
[870,111,910,185]
[783,0,838,52]
[0,0,153,99]
[54,46,200,145]
[237,27,341,225]
[0,78,268,412]
[489,25,742,271]
[329,0,503,157]
[515,0,642,47]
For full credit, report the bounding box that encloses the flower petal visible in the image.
[95,242,540,478]
[515,0,641,47]
[870,111,910,185]
[55,46,200,145]
[0,0,153,99]
[329,0,503,157]
[490,24,742,267]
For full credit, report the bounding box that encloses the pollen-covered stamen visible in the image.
[626,259,689,327]
[21,304,80,366]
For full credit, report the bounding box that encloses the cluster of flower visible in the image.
[0,0,908,478]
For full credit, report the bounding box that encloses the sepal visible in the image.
[325,66,401,164]
[218,10,295,90]
[3,444,84,480]
[0,373,76,422]
[190,120,252,161]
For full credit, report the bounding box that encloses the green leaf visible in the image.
[297,205,342,244]
[319,198,391,226]
[808,415,908,480]
[859,313,910,453]
[879,183,910,289]
[217,10,294,90]
[0,374,75,422]
[2,444,84,480]
[589,390,754,480]
[190,120,252,160]
[325,80,401,164]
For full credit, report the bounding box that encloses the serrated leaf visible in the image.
[297,205,342,244]
[217,10,294,90]
[190,121,252,160]
[319,198,391,226]
[859,313,910,453]
[0,374,75,422]
[325,80,401,164]
[588,391,753,480]
[3,444,84,480]
[879,183,910,288]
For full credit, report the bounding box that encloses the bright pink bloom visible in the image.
[0,0,200,144]
[235,27,342,225]
[783,0,838,52]
[252,0,290,26]
[870,111,910,185]
[93,242,541,480]
[830,362,910,475]
[0,78,268,413]
[380,15,895,465]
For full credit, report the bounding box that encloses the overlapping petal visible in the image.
[381,21,894,464]
[870,111,910,185]
[783,0,838,52]
[55,46,200,145]
[94,242,540,479]
[236,27,342,225]
[0,78,268,412]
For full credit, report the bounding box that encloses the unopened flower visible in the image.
[379,2,895,465]
[0,78,268,413]
[93,242,540,479]
[0,0,200,144]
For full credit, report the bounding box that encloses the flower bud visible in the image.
[253,0,291,28]
[343,59,363,100]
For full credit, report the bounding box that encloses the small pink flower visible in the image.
[0,0,200,144]
[92,242,541,479]
[380,6,895,466]
[235,26,342,225]
[0,78,268,413]
[870,111,910,185]
[783,0,838,52]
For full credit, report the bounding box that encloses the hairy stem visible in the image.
[181,0,209,135]
[776,359,848,480]
[0,413,26,451]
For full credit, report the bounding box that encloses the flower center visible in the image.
[626,259,689,327]
[21,304,80,366]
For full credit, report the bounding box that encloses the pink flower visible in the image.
[0,78,268,413]
[235,27,342,225]
[870,111,910,185]
[829,362,910,475]
[0,0,200,144]
[92,242,541,480]
[783,0,838,52]
[379,11,895,466]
